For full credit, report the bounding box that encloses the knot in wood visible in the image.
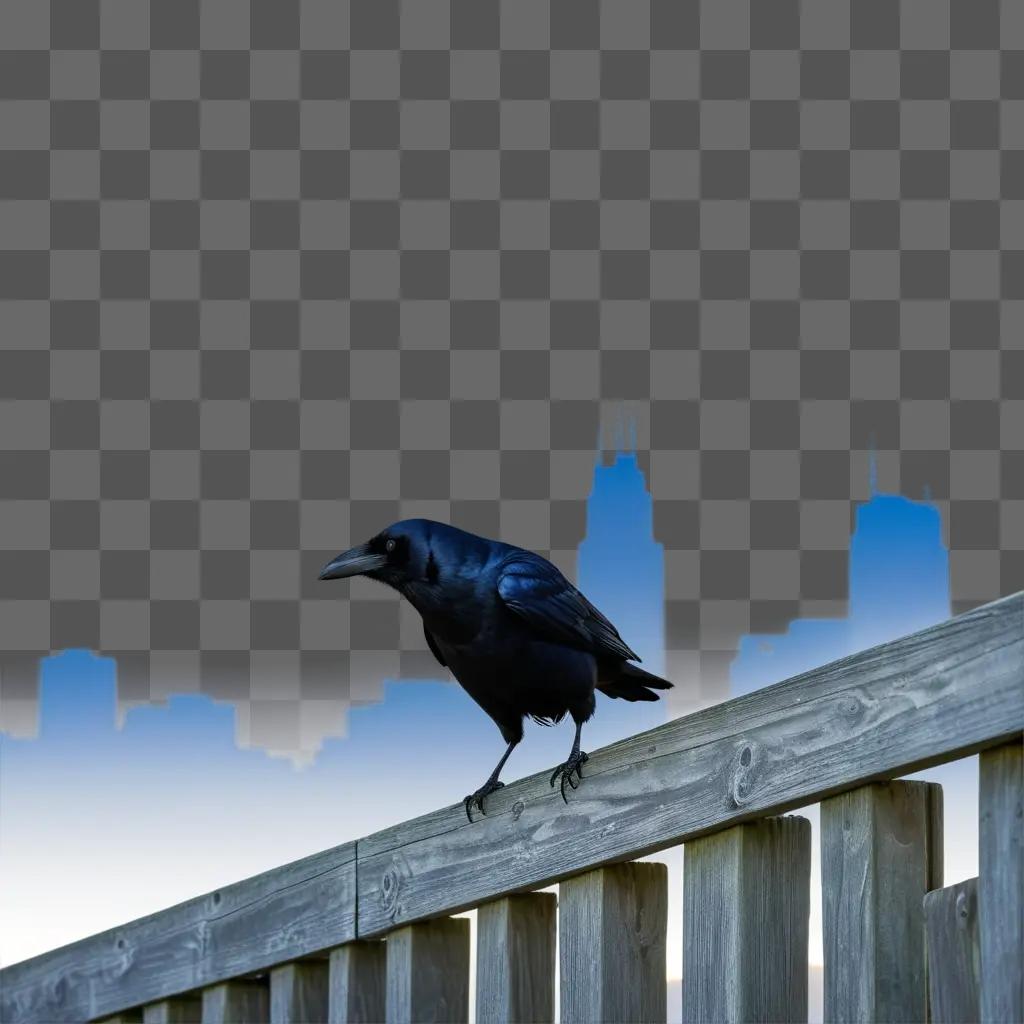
[729,742,758,808]
[102,936,134,981]
[511,799,525,821]
[380,864,401,918]
[50,976,68,1005]
[955,889,970,925]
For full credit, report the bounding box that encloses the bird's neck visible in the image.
[402,574,483,642]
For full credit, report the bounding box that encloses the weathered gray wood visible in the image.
[979,740,1023,1023]
[927,781,945,891]
[356,593,1021,936]
[560,862,667,1024]
[201,980,269,1024]
[0,842,355,1023]
[921,778,942,1019]
[142,996,202,1023]
[924,878,980,1023]
[682,815,810,1024]
[821,781,943,1023]
[924,781,946,1021]
[96,1015,143,1024]
[476,892,556,1024]
[328,942,386,1024]
[385,917,470,1024]
[270,960,328,1024]
[3,595,1021,1022]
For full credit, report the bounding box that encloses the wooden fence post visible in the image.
[329,941,386,1024]
[201,980,269,1023]
[270,960,329,1023]
[979,740,1023,1024]
[141,996,201,1023]
[924,877,980,1023]
[560,861,668,1024]
[476,892,556,1024]
[821,780,943,1023]
[682,814,811,1023]
[385,917,470,1024]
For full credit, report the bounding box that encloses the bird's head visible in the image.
[318,518,457,594]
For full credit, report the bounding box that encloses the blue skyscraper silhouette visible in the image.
[578,451,666,677]
[731,490,951,696]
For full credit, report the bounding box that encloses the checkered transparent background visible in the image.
[1,0,1021,756]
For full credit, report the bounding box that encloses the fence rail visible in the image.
[2,591,1022,1024]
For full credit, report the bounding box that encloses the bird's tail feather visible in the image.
[597,662,673,702]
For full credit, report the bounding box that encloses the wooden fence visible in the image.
[2,591,1021,1024]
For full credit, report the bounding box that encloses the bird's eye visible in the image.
[385,538,396,553]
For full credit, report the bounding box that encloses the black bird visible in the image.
[319,518,673,820]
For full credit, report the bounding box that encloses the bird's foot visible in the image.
[549,750,589,804]
[463,779,505,823]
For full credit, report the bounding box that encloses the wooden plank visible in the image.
[927,781,945,891]
[560,862,667,1024]
[821,780,942,1023]
[476,892,556,1024]
[328,942,386,1024]
[142,996,202,1023]
[924,878,980,1024]
[270,961,329,1024]
[3,594,1021,1021]
[682,815,810,1023]
[385,917,470,1024]
[0,842,355,1024]
[979,740,1023,1023]
[201,980,269,1024]
[357,593,1022,936]
[925,782,946,1022]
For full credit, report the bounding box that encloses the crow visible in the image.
[319,518,672,821]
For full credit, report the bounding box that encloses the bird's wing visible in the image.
[496,553,640,662]
[423,623,447,667]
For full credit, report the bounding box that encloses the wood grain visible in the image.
[201,980,269,1024]
[925,781,946,1021]
[476,893,556,1024]
[142,996,202,1023]
[0,842,355,1024]
[2,595,1020,1020]
[979,740,1023,1024]
[821,781,942,1023]
[270,961,329,1024]
[385,917,470,1024]
[924,878,980,1024]
[358,593,1021,936]
[682,815,810,1023]
[560,862,667,1024]
[328,942,386,1024]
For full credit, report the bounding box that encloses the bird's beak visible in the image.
[318,543,388,581]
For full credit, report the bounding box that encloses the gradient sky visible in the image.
[0,453,978,1024]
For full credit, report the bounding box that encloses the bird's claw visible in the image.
[549,751,589,804]
[463,779,504,823]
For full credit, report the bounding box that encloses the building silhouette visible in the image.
[732,491,951,696]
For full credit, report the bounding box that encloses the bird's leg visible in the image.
[549,719,589,804]
[464,739,518,822]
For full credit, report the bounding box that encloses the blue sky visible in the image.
[0,452,977,1008]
